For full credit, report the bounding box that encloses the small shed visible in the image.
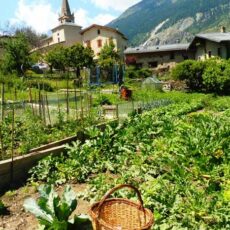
[141,76,163,90]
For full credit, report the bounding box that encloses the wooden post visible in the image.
[116,104,119,120]
[80,89,83,120]
[38,85,42,119]
[41,94,46,125]
[0,123,4,160]
[56,80,61,119]
[10,107,15,185]
[74,84,78,120]
[34,91,37,116]
[66,75,70,120]
[1,83,5,122]
[46,93,51,125]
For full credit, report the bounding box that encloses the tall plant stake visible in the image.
[1,83,5,122]
[74,83,78,120]
[66,74,70,120]
[10,107,15,185]
[56,80,61,119]
[41,94,46,126]
[0,123,4,160]
[45,93,51,125]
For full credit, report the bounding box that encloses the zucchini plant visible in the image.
[23,184,92,230]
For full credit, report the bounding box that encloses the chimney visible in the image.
[221,26,226,33]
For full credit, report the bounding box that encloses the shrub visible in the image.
[26,80,54,92]
[202,59,230,94]
[171,60,205,91]
[172,58,230,94]
[125,66,152,79]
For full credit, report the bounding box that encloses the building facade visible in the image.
[189,32,230,60]
[38,0,128,58]
[125,27,230,70]
[125,44,194,70]
[81,24,128,58]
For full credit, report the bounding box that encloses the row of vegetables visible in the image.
[29,95,230,229]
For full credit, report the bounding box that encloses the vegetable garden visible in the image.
[24,93,230,229]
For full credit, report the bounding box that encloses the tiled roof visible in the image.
[124,44,189,54]
[80,24,128,40]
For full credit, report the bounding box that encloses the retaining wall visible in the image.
[0,120,116,191]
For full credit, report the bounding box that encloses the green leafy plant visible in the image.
[23,184,92,230]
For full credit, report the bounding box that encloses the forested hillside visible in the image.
[108,0,230,46]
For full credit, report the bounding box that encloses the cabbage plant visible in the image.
[23,184,92,230]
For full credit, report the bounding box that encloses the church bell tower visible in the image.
[59,0,75,24]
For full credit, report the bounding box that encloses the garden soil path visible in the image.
[0,184,90,230]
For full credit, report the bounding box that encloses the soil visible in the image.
[0,183,90,230]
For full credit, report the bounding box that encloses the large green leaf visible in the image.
[23,198,53,223]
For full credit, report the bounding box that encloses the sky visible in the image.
[0,0,141,35]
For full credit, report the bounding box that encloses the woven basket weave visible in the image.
[89,184,154,230]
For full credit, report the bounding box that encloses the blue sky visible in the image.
[0,0,140,34]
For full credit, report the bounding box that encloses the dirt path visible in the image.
[0,184,90,230]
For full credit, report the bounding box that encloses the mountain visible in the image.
[108,0,230,46]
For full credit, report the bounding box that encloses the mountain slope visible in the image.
[108,0,230,46]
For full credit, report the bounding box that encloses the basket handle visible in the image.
[97,184,145,218]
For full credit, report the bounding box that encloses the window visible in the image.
[97,29,101,35]
[85,40,91,48]
[208,51,212,58]
[148,61,158,68]
[170,52,175,60]
[218,47,222,57]
[97,39,102,48]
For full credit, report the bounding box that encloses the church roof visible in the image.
[61,0,72,17]
[80,24,128,40]
[59,0,74,23]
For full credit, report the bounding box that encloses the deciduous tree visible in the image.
[98,41,120,68]
[1,34,31,76]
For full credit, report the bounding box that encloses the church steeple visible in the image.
[59,0,75,24]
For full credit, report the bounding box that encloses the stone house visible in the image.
[189,30,230,60]
[125,27,230,70]
[124,44,194,70]
[81,24,128,58]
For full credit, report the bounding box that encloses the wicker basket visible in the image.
[89,184,154,230]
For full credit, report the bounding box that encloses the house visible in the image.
[189,27,230,60]
[124,44,194,70]
[81,24,128,58]
[37,0,128,58]
[125,27,230,70]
